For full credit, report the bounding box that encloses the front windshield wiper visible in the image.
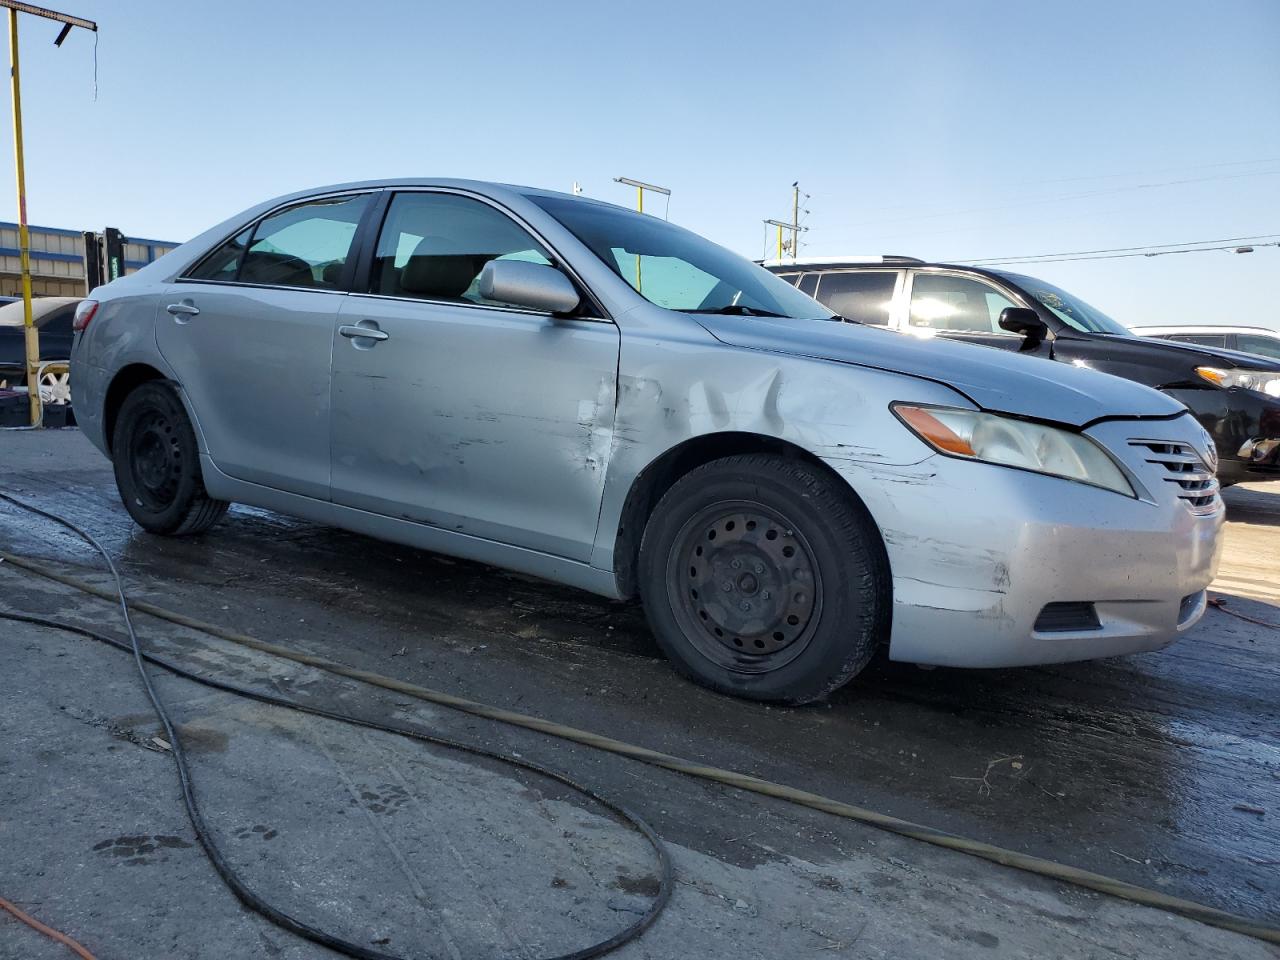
[684,305,789,318]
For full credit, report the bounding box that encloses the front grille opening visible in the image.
[1034,601,1102,633]
[1127,439,1220,511]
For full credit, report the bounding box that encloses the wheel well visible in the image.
[103,363,166,455]
[612,432,849,598]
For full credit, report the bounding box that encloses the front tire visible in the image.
[111,380,228,536]
[638,454,890,704]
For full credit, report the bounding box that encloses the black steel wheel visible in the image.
[639,453,890,703]
[111,380,228,536]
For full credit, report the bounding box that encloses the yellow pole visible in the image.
[8,9,38,426]
[776,224,783,262]
[791,183,800,259]
[634,187,643,292]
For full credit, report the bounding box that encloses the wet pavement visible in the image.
[1,429,1277,958]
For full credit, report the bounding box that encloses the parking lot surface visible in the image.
[2,429,1277,959]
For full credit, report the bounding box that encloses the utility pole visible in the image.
[2,0,96,426]
[764,181,809,262]
[613,176,671,293]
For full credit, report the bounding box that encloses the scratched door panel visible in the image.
[331,295,619,561]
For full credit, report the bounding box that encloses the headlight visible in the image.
[1196,366,1280,398]
[893,404,1135,497]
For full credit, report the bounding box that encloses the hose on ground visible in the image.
[1,498,1277,946]
[0,492,672,960]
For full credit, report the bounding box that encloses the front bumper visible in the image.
[825,413,1224,668]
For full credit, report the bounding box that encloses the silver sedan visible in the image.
[70,179,1224,702]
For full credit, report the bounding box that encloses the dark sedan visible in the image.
[767,258,1280,486]
[0,296,81,398]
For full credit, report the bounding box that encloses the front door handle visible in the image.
[166,301,200,322]
[339,322,389,344]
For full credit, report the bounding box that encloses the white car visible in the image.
[1131,325,1280,360]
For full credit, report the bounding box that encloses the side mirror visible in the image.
[998,307,1050,348]
[478,260,580,315]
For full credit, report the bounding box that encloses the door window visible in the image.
[186,227,252,282]
[371,192,554,309]
[909,273,1018,333]
[814,271,897,325]
[774,272,799,286]
[796,273,819,297]
[238,194,371,289]
[1235,334,1280,359]
[1168,333,1229,349]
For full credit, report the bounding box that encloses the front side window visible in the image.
[1236,334,1280,359]
[528,193,831,320]
[371,192,554,308]
[908,273,1017,333]
[238,194,371,289]
[814,271,897,325]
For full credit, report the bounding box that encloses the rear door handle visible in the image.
[166,301,200,321]
[339,322,389,343]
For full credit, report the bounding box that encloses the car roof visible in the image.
[762,255,925,268]
[1129,325,1280,337]
[0,296,82,326]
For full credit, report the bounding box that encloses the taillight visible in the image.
[73,300,99,332]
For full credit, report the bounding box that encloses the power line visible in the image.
[853,168,1280,229]
[957,237,1280,267]
[953,234,1280,265]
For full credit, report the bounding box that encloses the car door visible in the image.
[156,191,373,500]
[900,270,1050,357]
[330,189,620,561]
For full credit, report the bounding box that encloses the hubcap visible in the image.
[667,503,822,674]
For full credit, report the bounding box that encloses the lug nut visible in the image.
[723,582,733,592]
[731,559,742,569]
[740,601,751,611]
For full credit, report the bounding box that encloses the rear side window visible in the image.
[814,271,897,325]
[797,273,819,297]
[370,192,553,308]
[774,272,799,286]
[1169,333,1229,348]
[239,194,371,289]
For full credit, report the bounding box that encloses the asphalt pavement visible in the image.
[1,429,1276,959]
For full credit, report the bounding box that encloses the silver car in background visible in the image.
[70,179,1224,702]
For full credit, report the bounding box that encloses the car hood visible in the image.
[1111,334,1280,371]
[695,316,1185,427]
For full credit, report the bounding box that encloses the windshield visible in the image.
[528,193,833,320]
[995,271,1131,335]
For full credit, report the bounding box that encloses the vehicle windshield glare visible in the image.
[995,271,1131,336]
[527,193,833,320]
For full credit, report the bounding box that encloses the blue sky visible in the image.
[3,0,1278,327]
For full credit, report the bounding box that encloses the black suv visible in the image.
[766,258,1280,486]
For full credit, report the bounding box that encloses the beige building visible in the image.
[0,222,177,297]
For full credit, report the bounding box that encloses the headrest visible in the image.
[322,261,344,285]
[399,255,480,299]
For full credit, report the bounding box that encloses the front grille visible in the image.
[1034,601,1101,633]
[1127,440,1220,512]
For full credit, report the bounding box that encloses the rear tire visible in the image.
[638,454,890,704]
[111,380,228,536]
